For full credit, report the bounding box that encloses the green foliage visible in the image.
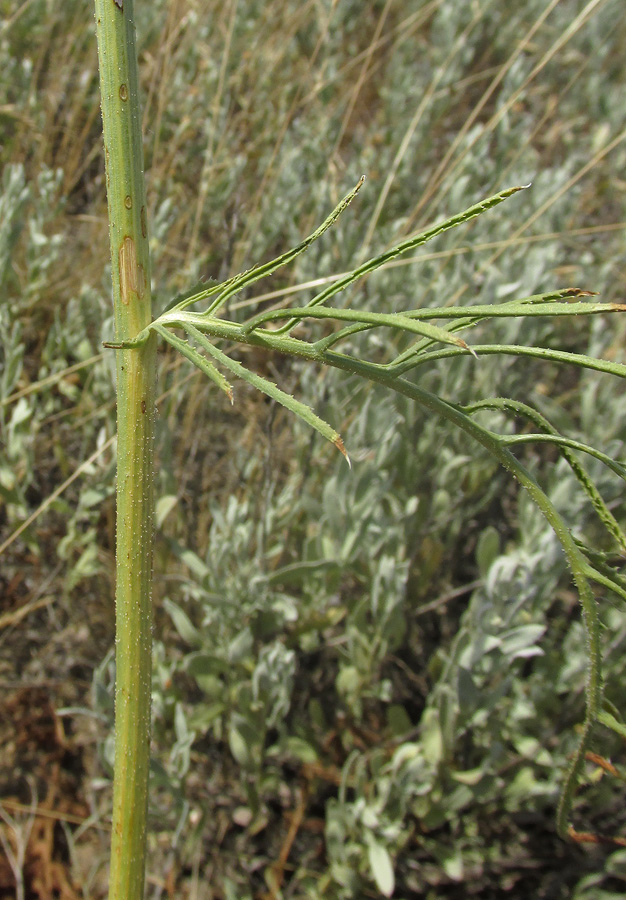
[2,0,626,896]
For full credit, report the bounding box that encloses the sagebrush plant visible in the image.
[1,0,625,897]
[89,0,626,897]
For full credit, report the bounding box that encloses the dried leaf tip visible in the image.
[459,338,478,359]
[505,183,531,197]
[564,288,597,298]
[334,436,351,468]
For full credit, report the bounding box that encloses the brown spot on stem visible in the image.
[119,236,146,304]
[141,399,146,414]
[137,264,146,297]
[124,195,132,209]
[140,206,147,238]
[119,83,128,101]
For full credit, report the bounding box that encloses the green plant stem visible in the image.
[94,2,156,898]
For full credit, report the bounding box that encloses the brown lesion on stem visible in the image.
[119,236,146,305]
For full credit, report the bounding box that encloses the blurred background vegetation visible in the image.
[0,0,625,897]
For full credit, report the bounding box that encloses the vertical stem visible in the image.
[94,2,156,898]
